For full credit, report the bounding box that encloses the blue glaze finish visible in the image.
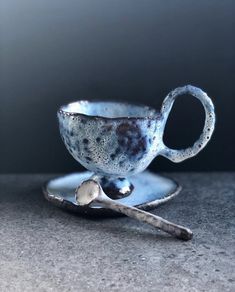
[58,85,215,196]
[58,102,162,177]
[160,85,216,162]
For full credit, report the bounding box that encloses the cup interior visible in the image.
[60,101,157,119]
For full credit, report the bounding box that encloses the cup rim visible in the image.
[58,100,160,121]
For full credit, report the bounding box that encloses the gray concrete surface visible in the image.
[0,173,234,292]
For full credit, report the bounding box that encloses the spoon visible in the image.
[75,179,193,241]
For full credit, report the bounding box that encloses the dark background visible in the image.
[1,0,234,173]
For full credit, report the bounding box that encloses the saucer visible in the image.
[43,171,181,217]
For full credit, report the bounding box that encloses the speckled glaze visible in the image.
[58,102,159,177]
[58,85,215,196]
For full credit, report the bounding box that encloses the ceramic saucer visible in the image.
[43,171,181,217]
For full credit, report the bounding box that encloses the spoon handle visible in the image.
[96,198,193,241]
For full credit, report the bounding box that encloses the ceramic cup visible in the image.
[58,85,215,198]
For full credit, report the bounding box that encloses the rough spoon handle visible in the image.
[96,198,193,241]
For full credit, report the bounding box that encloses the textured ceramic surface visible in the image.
[58,102,159,177]
[44,171,181,216]
[57,85,215,195]
[58,85,215,175]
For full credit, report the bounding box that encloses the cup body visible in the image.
[58,101,164,177]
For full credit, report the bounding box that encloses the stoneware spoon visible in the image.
[75,180,193,241]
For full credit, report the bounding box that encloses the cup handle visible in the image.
[160,85,216,162]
